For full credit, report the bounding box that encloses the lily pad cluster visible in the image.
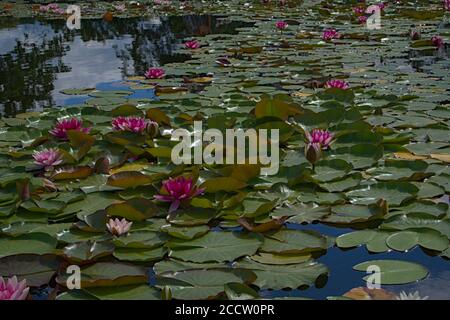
[0,0,450,300]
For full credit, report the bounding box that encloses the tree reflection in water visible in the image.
[0,15,253,116]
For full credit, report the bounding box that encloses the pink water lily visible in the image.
[358,15,368,24]
[445,0,450,11]
[275,21,288,30]
[353,6,365,15]
[377,2,386,10]
[0,276,29,300]
[111,116,154,134]
[306,129,334,150]
[33,148,63,171]
[39,3,65,14]
[50,117,91,140]
[106,218,132,236]
[185,39,200,49]
[325,79,350,90]
[322,29,341,41]
[155,176,205,213]
[431,36,444,48]
[144,67,165,79]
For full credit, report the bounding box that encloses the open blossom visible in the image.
[111,116,156,134]
[358,15,368,24]
[353,6,365,15]
[155,176,205,213]
[445,0,450,11]
[0,276,29,300]
[325,79,350,90]
[106,218,132,236]
[377,2,386,10]
[33,148,63,171]
[431,36,444,48]
[275,21,288,30]
[39,3,65,14]
[396,291,428,300]
[50,118,91,140]
[322,29,341,41]
[185,39,200,49]
[306,129,334,149]
[114,4,126,12]
[144,67,165,79]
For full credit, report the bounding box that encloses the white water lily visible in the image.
[396,291,428,300]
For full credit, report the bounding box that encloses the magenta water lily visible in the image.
[111,116,157,134]
[144,67,165,79]
[185,39,200,49]
[322,29,341,41]
[50,117,91,140]
[353,6,365,15]
[106,218,133,236]
[445,0,450,11]
[358,15,368,24]
[431,36,444,48]
[155,176,205,213]
[306,129,334,150]
[275,20,288,30]
[0,276,29,300]
[325,79,350,90]
[33,148,63,171]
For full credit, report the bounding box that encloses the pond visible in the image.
[0,0,449,301]
[0,15,253,116]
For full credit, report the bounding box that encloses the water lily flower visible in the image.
[358,15,368,24]
[185,39,200,49]
[155,176,205,213]
[353,6,365,15]
[50,118,91,140]
[106,218,132,236]
[325,79,350,90]
[306,129,334,150]
[146,120,159,138]
[33,148,63,171]
[144,67,165,79]
[322,29,341,41]
[0,276,29,300]
[431,36,444,48]
[410,29,421,40]
[111,116,155,134]
[396,291,428,300]
[304,142,322,165]
[54,7,66,15]
[445,0,450,11]
[47,3,59,10]
[275,20,288,30]
[114,4,126,12]
[377,2,386,10]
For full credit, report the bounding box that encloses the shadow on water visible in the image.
[0,15,253,116]
[258,223,450,300]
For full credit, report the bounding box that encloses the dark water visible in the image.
[0,15,253,116]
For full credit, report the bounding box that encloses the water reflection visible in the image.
[0,16,253,116]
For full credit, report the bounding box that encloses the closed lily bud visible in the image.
[146,120,159,138]
[305,142,322,164]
